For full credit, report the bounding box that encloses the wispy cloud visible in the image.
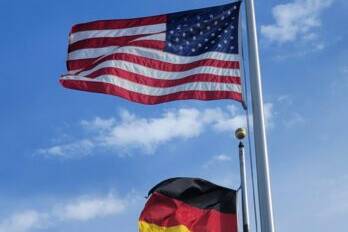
[37,139,95,158]
[342,66,348,74]
[283,112,305,128]
[202,153,232,169]
[261,0,333,43]
[105,108,209,153]
[38,105,260,156]
[274,95,306,128]
[54,194,126,221]
[0,193,127,232]
[38,103,276,157]
[0,210,47,232]
[325,175,348,216]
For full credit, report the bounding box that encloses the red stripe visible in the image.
[67,58,97,72]
[75,52,239,75]
[68,34,151,52]
[59,79,242,105]
[67,41,165,71]
[71,15,167,33]
[139,192,238,232]
[85,68,241,87]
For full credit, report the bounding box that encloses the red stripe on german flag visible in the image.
[139,178,237,232]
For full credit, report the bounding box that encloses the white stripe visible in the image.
[69,46,120,60]
[78,60,240,80]
[61,75,242,96]
[70,23,166,44]
[133,33,165,41]
[68,45,241,63]
[68,33,166,61]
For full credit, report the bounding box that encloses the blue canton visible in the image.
[165,1,241,56]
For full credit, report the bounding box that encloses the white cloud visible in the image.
[37,139,95,158]
[326,175,348,215]
[215,154,232,161]
[55,194,126,221]
[81,117,115,131]
[275,95,306,128]
[261,0,333,43]
[0,210,47,232]
[38,103,277,157]
[264,102,274,129]
[202,153,233,169]
[0,194,127,232]
[105,108,205,153]
[342,66,348,74]
[38,105,260,156]
[284,112,305,128]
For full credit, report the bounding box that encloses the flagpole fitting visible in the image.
[235,128,247,140]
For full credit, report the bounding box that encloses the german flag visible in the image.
[139,177,237,232]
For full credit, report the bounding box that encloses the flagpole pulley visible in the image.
[236,128,250,232]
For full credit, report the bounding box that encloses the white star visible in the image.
[218,44,222,48]
[232,17,235,20]
[186,41,190,45]
[218,34,222,38]
[168,43,172,47]
[183,32,186,37]
[179,46,183,50]
[192,48,196,52]
[214,21,218,25]
[211,40,215,44]
[211,33,215,37]
[228,10,231,15]
[224,29,228,33]
[234,6,237,10]
[197,23,201,27]
[230,36,234,39]
[170,30,174,34]
[198,43,202,47]
[204,38,209,42]
[200,31,204,35]
[230,46,234,49]
[218,28,222,31]
[193,36,197,40]
[230,25,234,29]
[204,20,208,23]
[221,16,225,20]
[177,26,181,30]
[224,40,228,44]
[175,37,179,42]
[197,15,201,20]
[205,46,209,49]
[190,28,194,32]
[210,14,214,19]
[225,22,229,26]
[207,26,211,30]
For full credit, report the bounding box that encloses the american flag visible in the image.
[60,1,243,104]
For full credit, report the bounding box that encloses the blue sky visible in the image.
[1,0,348,231]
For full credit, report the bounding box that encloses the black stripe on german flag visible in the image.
[139,177,237,232]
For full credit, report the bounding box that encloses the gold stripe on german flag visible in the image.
[139,177,237,232]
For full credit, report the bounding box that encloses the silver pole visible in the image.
[243,0,275,232]
[239,141,250,232]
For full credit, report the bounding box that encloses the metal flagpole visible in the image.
[235,128,250,232]
[243,0,276,231]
